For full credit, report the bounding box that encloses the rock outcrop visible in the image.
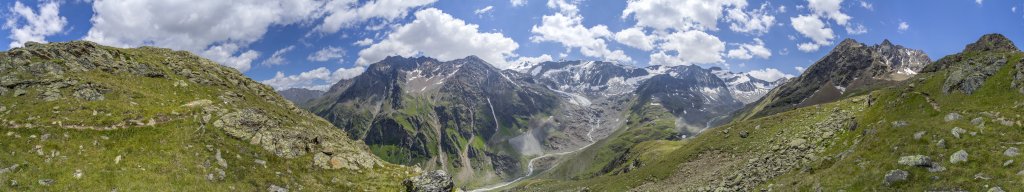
[403,170,454,192]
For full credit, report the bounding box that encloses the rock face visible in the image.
[276,88,325,106]
[403,170,454,192]
[735,39,931,120]
[922,34,1021,95]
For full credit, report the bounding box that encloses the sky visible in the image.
[2,0,1023,91]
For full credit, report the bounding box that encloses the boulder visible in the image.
[882,169,908,186]
[898,155,932,167]
[944,113,962,122]
[1006,147,1020,157]
[989,187,1006,192]
[268,184,288,192]
[891,121,909,128]
[913,131,926,140]
[403,170,454,192]
[951,127,967,139]
[971,117,985,126]
[950,150,968,163]
[38,179,54,186]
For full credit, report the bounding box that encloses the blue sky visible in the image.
[2,0,1023,90]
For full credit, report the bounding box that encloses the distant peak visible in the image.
[963,33,1019,53]
[880,39,894,47]
[837,38,862,48]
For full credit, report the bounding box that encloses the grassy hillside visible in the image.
[0,41,413,191]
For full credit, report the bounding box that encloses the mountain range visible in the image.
[1,33,1021,191]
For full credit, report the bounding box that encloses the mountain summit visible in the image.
[734,38,931,120]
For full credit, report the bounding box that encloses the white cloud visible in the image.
[790,15,834,52]
[474,5,494,15]
[653,30,725,66]
[261,66,366,91]
[315,0,437,34]
[807,0,851,25]
[201,43,260,72]
[546,0,579,15]
[795,66,806,72]
[779,48,790,55]
[511,0,527,7]
[898,21,910,32]
[308,46,345,62]
[797,42,822,52]
[727,38,771,60]
[975,0,982,6]
[614,27,655,51]
[747,68,793,81]
[859,0,873,10]
[845,23,868,35]
[1012,6,1017,13]
[3,1,67,48]
[531,12,632,63]
[726,3,776,35]
[778,5,787,13]
[622,0,747,32]
[512,54,554,65]
[262,45,295,66]
[353,38,374,46]
[85,0,326,72]
[357,8,519,68]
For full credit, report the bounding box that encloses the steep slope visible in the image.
[277,88,324,106]
[0,41,411,191]
[307,56,584,188]
[508,33,1024,191]
[735,39,931,121]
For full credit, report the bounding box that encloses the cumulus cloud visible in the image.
[898,21,910,32]
[261,66,366,91]
[532,12,632,63]
[474,5,494,15]
[727,38,771,60]
[807,0,851,25]
[261,45,295,66]
[652,30,725,66]
[845,23,868,35]
[795,66,806,72]
[790,14,834,52]
[353,38,374,46]
[747,68,794,81]
[201,43,260,72]
[84,0,327,72]
[726,3,776,35]
[614,27,655,51]
[315,0,437,34]
[357,8,519,68]
[3,1,67,48]
[307,46,345,62]
[546,0,579,15]
[511,0,527,7]
[622,0,747,32]
[975,0,982,6]
[511,54,554,68]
